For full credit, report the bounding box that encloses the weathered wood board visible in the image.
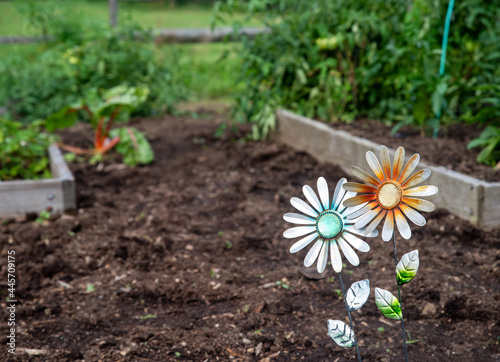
[0,27,269,45]
[0,145,76,218]
[276,109,500,230]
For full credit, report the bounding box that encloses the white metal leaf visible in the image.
[327,320,357,348]
[346,279,370,312]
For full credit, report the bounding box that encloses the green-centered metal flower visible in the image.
[283,177,378,273]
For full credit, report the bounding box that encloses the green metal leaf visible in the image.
[375,288,402,320]
[327,320,356,348]
[396,250,419,285]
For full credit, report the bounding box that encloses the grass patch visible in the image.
[0,41,242,106]
[163,42,242,102]
[0,1,260,36]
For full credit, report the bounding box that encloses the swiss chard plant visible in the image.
[45,85,154,166]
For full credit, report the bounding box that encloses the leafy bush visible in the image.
[213,0,500,139]
[0,119,57,180]
[467,85,500,167]
[467,125,500,168]
[0,18,185,123]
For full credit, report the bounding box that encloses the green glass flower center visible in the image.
[316,211,343,239]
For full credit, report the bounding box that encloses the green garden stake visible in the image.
[434,0,456,138]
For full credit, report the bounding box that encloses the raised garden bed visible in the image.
[276,109,500,230]
[0,111,498,360]
[0,145,76,218]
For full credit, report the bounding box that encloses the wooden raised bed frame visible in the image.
[0,145,76,218]
[276,109,500,230]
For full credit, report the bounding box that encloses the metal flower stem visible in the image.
[338,273,362,362]
[392,233,409,362]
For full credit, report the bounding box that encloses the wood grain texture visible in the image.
[276,109,500,230]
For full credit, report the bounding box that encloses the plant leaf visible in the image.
[327,320,356,348]
[396,250,419,285]
[45,106,78,132]
[375,288,402,320]
[346,279,370,311]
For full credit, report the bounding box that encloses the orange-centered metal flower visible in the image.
[342,146,438,241]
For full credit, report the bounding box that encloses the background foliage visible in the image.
[0,11,185,123]
[214,0,500,146]
[0,119,57,180]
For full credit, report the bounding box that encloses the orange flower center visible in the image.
[377,181,402,209]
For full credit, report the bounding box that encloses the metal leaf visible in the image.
[396,250,420,285]
[327,320,357,348]
[346,279,370,312]
[374,288,402,320]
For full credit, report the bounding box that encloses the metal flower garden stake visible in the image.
[283,177,376,361]
[342,146,438,361]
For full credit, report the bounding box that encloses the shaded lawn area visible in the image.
[0,1,259,36]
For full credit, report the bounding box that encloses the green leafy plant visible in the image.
[0,16,185,123]
[467,85,500,168]
[35,210,52,224]
[0,119,57,180]
[467,125,500,169]
[45,85,154,166]
[213,0,500,140]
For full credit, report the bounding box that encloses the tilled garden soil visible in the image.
[325,119,499,182]
[1,110,500,361]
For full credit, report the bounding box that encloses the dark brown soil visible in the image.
[325,119,499,182]
[1,109,500,361]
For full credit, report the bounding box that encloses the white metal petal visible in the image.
[304,239,324,267]
[403,197,435,212]
[392,146,405,180]
[338,237,360,267]
[317,177,330,211]
[344,225,378,238]
[366,151,385,182]
[283,212,316,225]
[303,184,323,212]
[363,209,387,236]
[331,178,347,210]
[337,191,356,214]
[317,240,329,273]
[400,204,426,226]
[283,226,316,239]
[380,146,392,180]
[402,169,431,189]
[346,201,377,220]
[398,153,420,183]
[290,197,318,217]
[351,166,380,186]
[394,209,412,240]
[289,232,319,253]
[330,240,342,273]
[404,185,438,197]
[354,208,381,230]
[341,232,370,252]
[381,210,394,242]
[343,202,369,220]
